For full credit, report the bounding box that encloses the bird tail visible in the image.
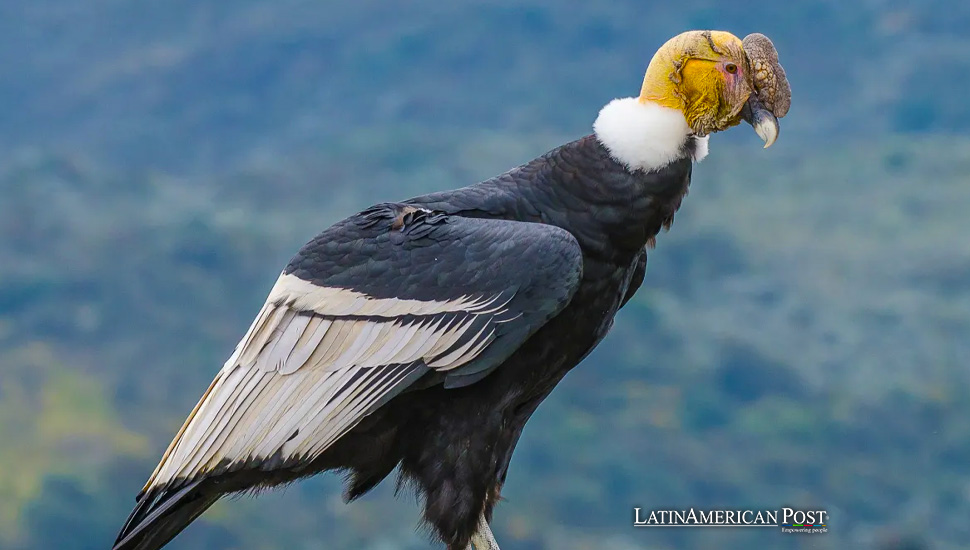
[112,479,219,550]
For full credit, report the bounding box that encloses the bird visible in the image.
[112,29,790,550]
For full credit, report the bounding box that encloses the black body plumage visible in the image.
[113,134,697,550]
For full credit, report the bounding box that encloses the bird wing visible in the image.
[141,203,583,495]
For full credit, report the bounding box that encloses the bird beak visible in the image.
[739,33,789,149]
[741,95,779,148]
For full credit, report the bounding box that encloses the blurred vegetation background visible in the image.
[1,1,967,549]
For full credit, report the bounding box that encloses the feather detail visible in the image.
[142,278,515,492]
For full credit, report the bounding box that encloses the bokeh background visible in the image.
[2,1,967,549]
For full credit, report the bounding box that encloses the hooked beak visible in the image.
[741,95,779,148]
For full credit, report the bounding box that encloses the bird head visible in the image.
[638,30,791,147]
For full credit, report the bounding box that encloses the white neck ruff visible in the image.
[593,97,709,172]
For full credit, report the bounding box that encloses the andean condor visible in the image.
[113,30,791,550]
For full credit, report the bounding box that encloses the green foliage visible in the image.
[0,2,966,550]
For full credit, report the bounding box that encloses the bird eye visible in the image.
[725,63,738,74]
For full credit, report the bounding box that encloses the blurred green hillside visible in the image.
[1,2,967,550]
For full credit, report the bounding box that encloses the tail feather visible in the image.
[112,479,219,550]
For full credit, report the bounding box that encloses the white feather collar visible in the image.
[593,97,709,172]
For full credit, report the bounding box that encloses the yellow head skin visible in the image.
[639,30,754,138]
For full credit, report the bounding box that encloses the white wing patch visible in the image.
[144,273,512,493]
[268,272,508,317]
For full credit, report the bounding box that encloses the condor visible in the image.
[113,30,790,550]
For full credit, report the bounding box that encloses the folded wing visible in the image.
[141,204,584,496]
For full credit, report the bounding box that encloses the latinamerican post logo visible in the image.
[633,507,828,534]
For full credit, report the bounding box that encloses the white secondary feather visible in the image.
[269,272,503,317]
[143,273,509,493]
[592,97,709,172]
